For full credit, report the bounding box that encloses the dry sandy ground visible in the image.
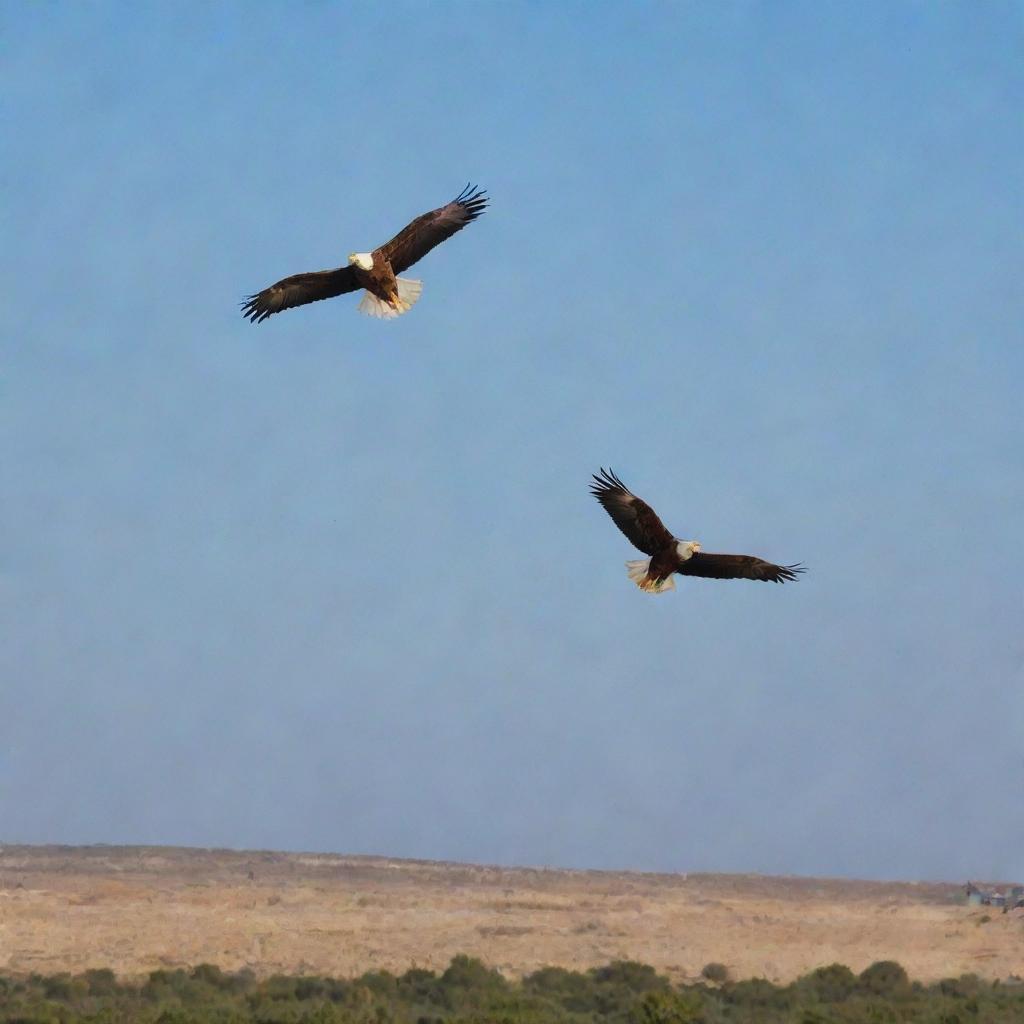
[0,845,1021,984]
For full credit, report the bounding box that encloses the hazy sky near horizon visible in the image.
[3,2,1023,882]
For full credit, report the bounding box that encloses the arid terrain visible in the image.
[0,845,1020,984]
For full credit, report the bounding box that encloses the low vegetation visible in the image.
[2,956,1022,1023]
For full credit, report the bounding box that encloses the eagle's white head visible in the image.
[675,540,701,561]
[348,252,374,271]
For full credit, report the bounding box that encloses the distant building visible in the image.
[966,883,985,906]
[964,882,1023,908]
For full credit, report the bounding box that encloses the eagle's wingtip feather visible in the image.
[775,563,806,583]
[240,293,269,324]
[454,183,489,220]
[590,467,630,500]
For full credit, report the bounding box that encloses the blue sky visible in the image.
[2,2,1022,882]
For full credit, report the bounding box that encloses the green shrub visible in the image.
[439,955,505,992]
[591,961,667,994]
[700,962,729,984]
[721,977,794,1011]
[630,990,704,1024]
[82,967,118,996]
[938,974,984,999]
[799,963,856,1002]
[858,960,909,996]
[522,965,593,1012]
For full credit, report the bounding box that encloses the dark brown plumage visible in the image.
[242,185,488,323]
[676,552,804,582]
[590,468,804,593]
[241,267,361,323]
[590,468,675,556]
[380,184,488,275]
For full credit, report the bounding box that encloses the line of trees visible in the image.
[1,955,1020,1023]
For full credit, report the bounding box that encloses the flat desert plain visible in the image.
[0,846,1021,984]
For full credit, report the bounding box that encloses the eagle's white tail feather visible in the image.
[356,292,396,319]
[356,278,423,319]
[397,277,423,306]
[625,558,676,594]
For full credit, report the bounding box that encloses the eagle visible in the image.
[242,184,488,323]
[590,468,805,593]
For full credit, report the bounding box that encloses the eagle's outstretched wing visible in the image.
[590,468,676,556]
[380,185,488,275]
[242,266,360,323]
[678,553,805,583]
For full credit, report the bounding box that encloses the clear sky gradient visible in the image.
[3,2,1022,881]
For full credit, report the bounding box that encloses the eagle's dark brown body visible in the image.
[647,547,685,582]
[353,252,401,307]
